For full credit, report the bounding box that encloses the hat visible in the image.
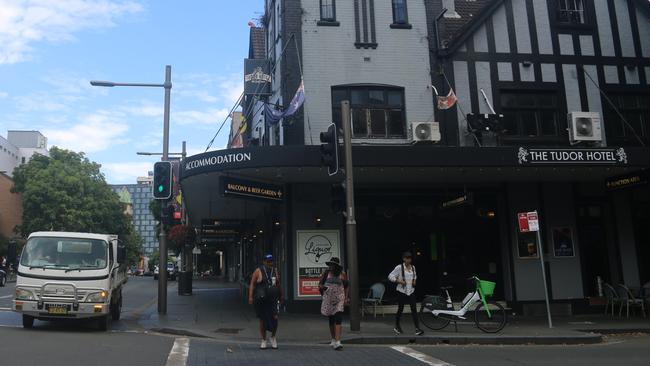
[325,257,342,268]
[264,254,273,261]
[402,251,413,258]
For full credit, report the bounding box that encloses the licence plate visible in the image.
[47,305,69,315]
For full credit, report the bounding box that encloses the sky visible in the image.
[0,0,263,183]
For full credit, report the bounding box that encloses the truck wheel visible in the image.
[111,294,122,321]
[22,315,34,329]
[97,315,110,331]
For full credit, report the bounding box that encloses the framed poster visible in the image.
[517,231,539,259]
[552,227,575,257]
[295,230,340,299]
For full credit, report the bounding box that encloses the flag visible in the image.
[264,79,305,125]
[437,88,457,110]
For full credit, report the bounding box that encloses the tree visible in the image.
[148,249,160,272]
[11,147,141,265]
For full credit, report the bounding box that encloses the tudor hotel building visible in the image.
[179,0,650,315]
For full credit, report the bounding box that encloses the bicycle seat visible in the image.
[440,286,453,290]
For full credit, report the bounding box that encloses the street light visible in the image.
[91,65,172,315]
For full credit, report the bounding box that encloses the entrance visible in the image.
[576,202,612,296]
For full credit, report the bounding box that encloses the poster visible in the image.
[296,230,340,298]
[517,231,539,259]
[553,227,575,257]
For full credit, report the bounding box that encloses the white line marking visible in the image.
[0,307,13,311]
[166,337,190,366]
[0,295,13,299]
[390,346,455,366]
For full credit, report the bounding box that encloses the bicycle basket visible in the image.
[422,295,446,311]
[478,280,496,297]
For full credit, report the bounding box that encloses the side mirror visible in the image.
[117,245,127,264]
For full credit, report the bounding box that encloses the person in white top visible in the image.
[388,252,423,335]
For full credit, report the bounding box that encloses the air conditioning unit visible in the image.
[568,112,602,142]
[410,122,441,143]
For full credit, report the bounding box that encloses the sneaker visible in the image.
[415,328,424,336]
[334,341,343,351]
[260,340,268,350]
[330,339,336,347]
[270,337,278,349]
[393,326,403,335]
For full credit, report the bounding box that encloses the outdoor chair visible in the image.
[603,283,621,317]
[641,282,650,317]
[361,282,386,318]
[616,284,646,318]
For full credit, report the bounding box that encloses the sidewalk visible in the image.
[133,279,650,345]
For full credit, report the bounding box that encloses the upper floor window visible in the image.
[557,0,585,24]
[320,0,336,22]
[392,0,408,25]
[332,86,406,139]
[500,91,561,141]
[603,93,650,146]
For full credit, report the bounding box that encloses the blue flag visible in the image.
[264,80,305,125]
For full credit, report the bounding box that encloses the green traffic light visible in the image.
[158,185,164,193]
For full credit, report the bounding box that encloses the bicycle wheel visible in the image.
[474,300,507,333]
[419,305,451,330]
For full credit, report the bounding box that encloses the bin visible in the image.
[178,271,192,296]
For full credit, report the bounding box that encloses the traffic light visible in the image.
[153,161,173,200]
[320,123,339,176]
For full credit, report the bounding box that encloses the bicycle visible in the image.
[419,276,507,333]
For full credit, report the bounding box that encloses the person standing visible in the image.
[319,257,348,350]
[388,252,424,335]
[248,254,283,350]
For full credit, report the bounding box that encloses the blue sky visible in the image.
[0,0,262,183]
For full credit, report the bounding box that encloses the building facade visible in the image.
[0,130,49,176]
[111,177,158,255]
[180,0,650,314]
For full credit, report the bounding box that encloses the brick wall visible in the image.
[0,174,22,238]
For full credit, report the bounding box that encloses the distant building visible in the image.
[0,130,49,177]
[0,173,22,239]
[111,174,158,255]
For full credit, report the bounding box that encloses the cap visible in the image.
[264,254,274,261]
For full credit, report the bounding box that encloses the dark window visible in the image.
[557,0,585,24]
[500,91,560,138]
[603,93,650,145]
[392,0,408,24]
[332,86,406,139]
[320,0,336,21]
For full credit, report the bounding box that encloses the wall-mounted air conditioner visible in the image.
[410,122,441,143]
[568,112,602,142]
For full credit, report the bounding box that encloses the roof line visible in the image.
[439,0,504,57]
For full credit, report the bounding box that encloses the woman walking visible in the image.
[388,251,424,335]
[248,254,283,350]
[319,257,348,350]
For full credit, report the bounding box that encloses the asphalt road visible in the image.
[0,278,648,366]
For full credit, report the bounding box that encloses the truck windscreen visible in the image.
[20,237,108,270]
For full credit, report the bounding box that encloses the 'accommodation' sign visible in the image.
[518,147,628,165]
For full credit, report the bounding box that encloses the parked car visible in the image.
[154,263,177,281]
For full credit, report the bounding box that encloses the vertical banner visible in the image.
[244,59,271,95]
[296,230,340,298]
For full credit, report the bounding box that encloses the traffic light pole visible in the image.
[158,65,172,315]
[341,101,360,331]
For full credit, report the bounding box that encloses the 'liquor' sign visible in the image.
[517,147,628,165]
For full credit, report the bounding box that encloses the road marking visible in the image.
[390,346,455,366]
[0,307,12,311]
[166,337,190,366]
[0,295,13,299]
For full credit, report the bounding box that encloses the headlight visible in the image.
[15,288,35,300]
[86,291,109,303]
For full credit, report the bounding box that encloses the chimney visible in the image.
[443,0,461,19]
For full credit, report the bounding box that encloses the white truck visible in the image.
[13,232,128,331]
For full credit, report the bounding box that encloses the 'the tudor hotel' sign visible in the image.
[518,147,628,165]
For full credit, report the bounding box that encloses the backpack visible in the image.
[254,266,280,303]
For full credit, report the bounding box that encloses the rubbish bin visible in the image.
[178,271,192,296]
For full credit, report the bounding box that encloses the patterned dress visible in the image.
[321,272,346,316]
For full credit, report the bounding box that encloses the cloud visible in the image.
[101,161,153,183]
[175,108,230,126]
[0,91,7,98]
[0,0,143,64]
[43,111,129,153]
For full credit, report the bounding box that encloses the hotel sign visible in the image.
[244,59,271,95]
[184,152,252,172]
[220,176,284,202]
[517,147,628,165]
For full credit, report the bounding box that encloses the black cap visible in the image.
[402,251,413,259]
[325,257,342,268]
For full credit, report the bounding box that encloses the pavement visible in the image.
[127,278,650,346]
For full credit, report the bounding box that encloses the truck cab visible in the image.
[13,232,128,330]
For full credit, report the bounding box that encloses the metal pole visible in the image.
[535,211,553,328]
[341,100,360,331]
[158,65,172,315]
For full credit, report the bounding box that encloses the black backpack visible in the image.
[254,266,280,303]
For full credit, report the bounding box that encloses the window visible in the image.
[392,0,408,25]
[603,93,650,145]
[500,91,561,140]
[557,0,585,24]
[320,0,336,22]
[332,86,406,139]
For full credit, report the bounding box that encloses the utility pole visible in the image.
[341,100,360,331]
[158,65,172,315]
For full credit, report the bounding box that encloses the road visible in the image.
[0,278,649,366]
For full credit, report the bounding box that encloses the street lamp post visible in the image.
[91,65,172,315]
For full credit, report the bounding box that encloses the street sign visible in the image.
[527,212,539,232]
[220,176,284,202]
[518,213,530,232]
[518,212,539,232]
